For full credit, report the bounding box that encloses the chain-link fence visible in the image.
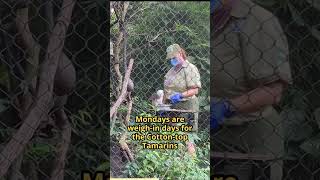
[212,0,320,179]
[0,0,107,179]
[110,1,210,178]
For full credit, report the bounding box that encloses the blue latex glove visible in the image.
[210,99,235,129]
[170,93,183,104]
[158,111,165,117]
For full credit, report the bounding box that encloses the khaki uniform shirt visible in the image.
[164,60,201,103]
[163,60,201,132]
[212,0,292,125]
[211,0,292,158]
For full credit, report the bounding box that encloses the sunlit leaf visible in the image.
[96,162,109,171]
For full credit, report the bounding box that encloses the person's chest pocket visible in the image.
[170,71,187,91]
[212,27,247,96]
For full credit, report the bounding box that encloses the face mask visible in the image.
[170,58,180,67]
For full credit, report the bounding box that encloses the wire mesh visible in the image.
[0,0,319,179]
[110,1,210,179]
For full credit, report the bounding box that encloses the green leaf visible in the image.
[0,65,9,86]
[306,0,320,11]
[311,26,320,42]
[96,162,109,171]
[198,96,209,107]
[143,159,148,165]
[281,109,313,141]
[300,133,320,158]
[314,107,320,129]
[0,99,9,113]
[28,143,54,160]
[203,105,210,111]
[288,2,306,26]
[132,162,139,169]
[188,133,201,143]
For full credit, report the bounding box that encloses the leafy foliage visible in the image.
[124,131,210,180]
[118,2,210,110]
[110,2,210,178]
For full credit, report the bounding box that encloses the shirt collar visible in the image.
[170,60,189,73]
[181,60,189,68]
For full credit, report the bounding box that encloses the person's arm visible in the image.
[181,64,201,98]
[229,80,286,114]
[229,13,291,114]
[181,87,199,98]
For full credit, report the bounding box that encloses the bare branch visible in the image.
[0,0,76,177]
[15,8,40,60]
[8,152,24,180]
[15,7,40,117]
[49,120,71,180]
[24,160,38,180]
[44,0,55,31]
[124,93,133,126]
[110,58,134,119]
[113,1,130,97]
[127,5,149,21]
[119,133,134,161]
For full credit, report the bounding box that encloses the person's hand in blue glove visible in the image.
[170,92,183,104]
[210,99,236,130]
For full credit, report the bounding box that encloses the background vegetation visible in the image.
[110,2,210,179]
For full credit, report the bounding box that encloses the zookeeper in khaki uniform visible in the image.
[163,44,202,156]
[210,0,292,179]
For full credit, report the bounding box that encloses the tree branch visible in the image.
[8,152,24,180]
[44,0,55,31]
[113,1,129,97]
[124,93,132,126]
[0,0,76,177]
[49,120,71,180]
[24,160,38,180]
[15,7,40,117]
[110,58,134,119]
[119,133,134,162]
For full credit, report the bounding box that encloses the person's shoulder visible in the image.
[232,0,284,35]
[165,67,174,77]
[189,63,198,70]
[184,61,199,71]
[232,0,275,22]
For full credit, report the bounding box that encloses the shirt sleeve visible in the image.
[185,64,202,89]
[240,15,292,87]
